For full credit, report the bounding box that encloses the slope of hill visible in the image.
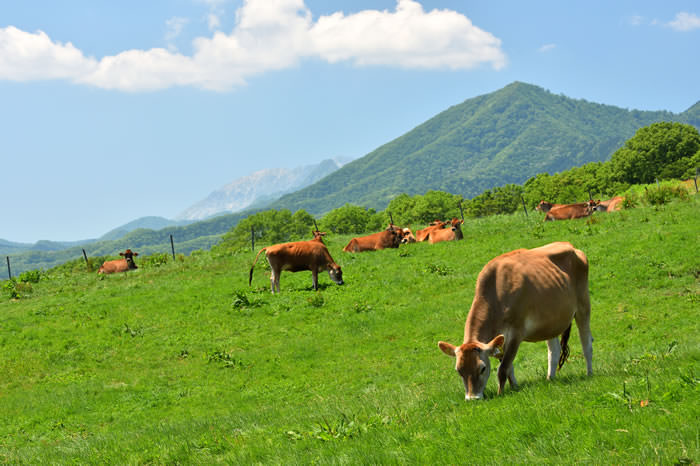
[272,82,693,215]
[176,158,350,221]
[98,216,193,242]
[0,210,260,279]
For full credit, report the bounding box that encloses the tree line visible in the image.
[216,122,699,252]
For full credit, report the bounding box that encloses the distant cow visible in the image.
[98,249,139,274]
[249,240,343,293]
[593,196,624,212]
[438,242,593,400]
[535,201,562,214]
[342,226,402,252]
[415,220,448,242]
[429,218,464,244]
[388,224,416,244]
[543,200,597,221]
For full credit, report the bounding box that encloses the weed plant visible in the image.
[0,198,698,463]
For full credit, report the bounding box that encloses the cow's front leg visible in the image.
[497,338,521,395]
[311,269,319,290]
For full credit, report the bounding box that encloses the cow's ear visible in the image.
[133,252,139,256]
[487,334,505,357]
[119,252,125,257]
[438,341,457,357]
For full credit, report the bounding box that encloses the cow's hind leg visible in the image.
[575,293,593,376]
[546,337,561,380]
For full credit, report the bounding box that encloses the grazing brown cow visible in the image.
[438,242,593,400]
[593,196,624,212]
[415,220,448,242]
[249,240,343,293]
[98,249,139,274]
[544,200,597,221]
[342,226,402,252]
[429,218,464,244]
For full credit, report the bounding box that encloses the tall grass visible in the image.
[1,197,698,463]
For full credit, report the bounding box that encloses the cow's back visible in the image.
[468,242,588,342]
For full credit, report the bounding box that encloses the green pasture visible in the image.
[1,198,698,464]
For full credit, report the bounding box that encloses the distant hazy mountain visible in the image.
[175,158,351,221]
[98,216,192,242]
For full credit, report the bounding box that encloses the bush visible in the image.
[643,185,689,205]
[18,269,42,283]
[141,253,170,268]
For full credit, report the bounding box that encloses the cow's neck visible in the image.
[463,298,502,344]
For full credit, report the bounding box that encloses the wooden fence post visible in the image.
[170,235,176,260]
[520,196,528,217]
[82,249,89,271]
[695,167,699,193]
[251,227,255,252]
[5,256,11,280]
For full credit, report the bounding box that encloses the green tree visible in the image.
[607,122,700,184]
[320,204,382,234]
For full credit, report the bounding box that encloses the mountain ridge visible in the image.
[270,82,692,215]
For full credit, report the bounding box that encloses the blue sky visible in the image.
[1,0,698,243]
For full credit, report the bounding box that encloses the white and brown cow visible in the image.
[98,249,139,274]
[249,239,343,293]
[593,196,625,212]
[429,218,464,244]
[438,242,593,400]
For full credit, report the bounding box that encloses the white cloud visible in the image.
[538,43,556,53]
[667,12,700,31]
[0,26,97,81]
[0,0,507,92]
[165,17,189,51]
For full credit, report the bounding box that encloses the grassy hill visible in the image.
[0,210,261,280]
[273,82,695,215]
[1,195,697,463]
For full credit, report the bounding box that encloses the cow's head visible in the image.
[535,201,553,213]
[119,249,139,269]
[586,200,600,213]
[327,264,344,285]
[400,228,416,243]
[312,230,326,242]
[438,335,504,400]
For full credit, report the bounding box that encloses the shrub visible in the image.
[643,185,689,205]
[18,269,42,283]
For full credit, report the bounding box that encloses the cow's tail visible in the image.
[249,248,267,286]
[558,323,572,371]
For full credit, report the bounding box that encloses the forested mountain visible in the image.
[272,82,696,215]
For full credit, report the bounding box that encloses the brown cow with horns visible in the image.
[249,236,344,293]
[438,242,593,400]
[98,249,139,274]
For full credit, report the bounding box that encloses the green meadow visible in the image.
[1,197,698,464]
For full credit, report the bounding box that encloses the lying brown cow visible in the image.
[249,239,343,293]
[593,196,624,212]
[342,226,402,252]
[438,242,593,400]
[98,249,139,274]
[429,218,463,244]
[543,200,597,221]
[415,220,448,242]
[388,224,416,244]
